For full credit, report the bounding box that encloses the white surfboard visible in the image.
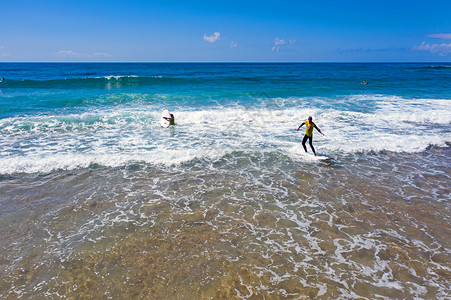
[287,145,330,162]
[302,151,329,161]
[311,155,329,160]
[160,109,171,128]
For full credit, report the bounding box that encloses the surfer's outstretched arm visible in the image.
[314,124,325,135]
[297,123,305,131]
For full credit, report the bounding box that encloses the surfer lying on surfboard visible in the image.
[297,116,324,156]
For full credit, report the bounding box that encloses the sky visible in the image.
[1,0,451,62]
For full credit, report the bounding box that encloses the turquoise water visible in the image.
[0,63,450,298]
[1,63,450,172]
[2,63,451,117]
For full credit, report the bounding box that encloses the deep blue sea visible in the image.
[1,63,450,298]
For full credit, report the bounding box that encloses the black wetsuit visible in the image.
[302,134,316,156]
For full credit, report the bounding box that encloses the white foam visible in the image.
[100,75,139,80]
[0,95,449,174]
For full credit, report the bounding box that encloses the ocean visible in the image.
[0,63,450,299]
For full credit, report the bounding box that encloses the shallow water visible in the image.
[1,146,449,299]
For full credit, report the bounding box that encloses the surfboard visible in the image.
[160,109,171,128]
[302,152,329,161]
[311,155,329,160]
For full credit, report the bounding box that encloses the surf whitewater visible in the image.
[0,63,450,299]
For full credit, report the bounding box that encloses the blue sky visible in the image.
[1,0,451,62]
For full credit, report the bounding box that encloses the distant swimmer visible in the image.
[297,116,324,156]
[363,80,368,84]
[0,77,4,82]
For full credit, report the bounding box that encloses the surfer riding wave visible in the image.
[297,116,324,156]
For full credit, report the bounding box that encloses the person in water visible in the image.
[297,116,324,156]
[163,112,175,125]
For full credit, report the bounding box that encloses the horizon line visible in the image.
[1,61,451,64]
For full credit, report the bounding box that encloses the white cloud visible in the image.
[413,41,451,56]
[230,41,238,48]
[92,52,111,57]
[426,33,451,40]
[56,50,111,58]
[0,46,10,57]
[272,37,286,53]
[57,50,79,57]
[203,32,220,43]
